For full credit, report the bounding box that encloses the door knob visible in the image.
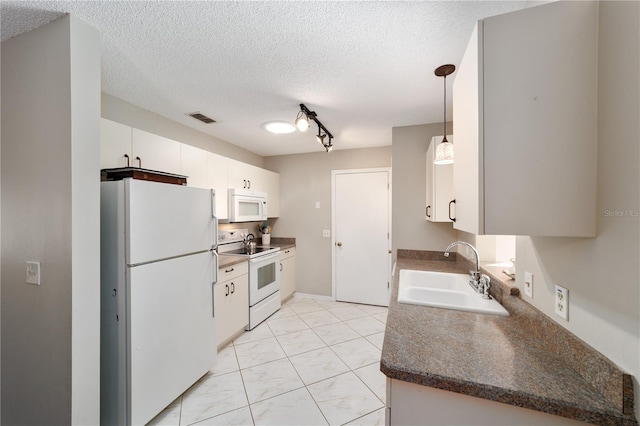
[336,242,343,247]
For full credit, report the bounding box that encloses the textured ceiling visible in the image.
[1,1,526,156]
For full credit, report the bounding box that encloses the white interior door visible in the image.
[333,169,391,306]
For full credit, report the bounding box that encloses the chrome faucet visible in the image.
[443,241,492,299]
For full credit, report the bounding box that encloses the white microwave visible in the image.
[228,188,268,222]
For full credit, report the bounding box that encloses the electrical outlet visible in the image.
[322,229,330,238]
[555,284,569,320]
[26,261,41,285]
[523,271,533,298]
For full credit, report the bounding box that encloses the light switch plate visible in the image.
[555,284,569,320]
[523,271,533,298]
[26,261,41,285]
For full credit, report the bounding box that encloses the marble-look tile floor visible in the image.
[147,295,388,426]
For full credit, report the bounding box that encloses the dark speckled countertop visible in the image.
[381,250,636,426]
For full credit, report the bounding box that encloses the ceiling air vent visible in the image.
[188,112,216,124]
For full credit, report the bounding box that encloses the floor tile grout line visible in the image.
[185,297,388,426]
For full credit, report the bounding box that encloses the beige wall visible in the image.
[500,2,640,419]
[101,93,264,167]
[391,123,458,258]
[264,147,392,297]
[1,15,101,425]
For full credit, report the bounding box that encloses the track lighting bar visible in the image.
[299,104,334,140]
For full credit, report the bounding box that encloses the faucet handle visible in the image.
[479,274,491,299]
[469,270,480,280]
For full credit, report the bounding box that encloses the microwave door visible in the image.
[238,198,261,218]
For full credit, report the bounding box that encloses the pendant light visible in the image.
[434,64,456,165]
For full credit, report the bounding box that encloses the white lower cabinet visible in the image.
[215,262,249,348]
[279,247,296,302]
[386,378,588,426]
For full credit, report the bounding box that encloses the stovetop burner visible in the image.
[216,228,280,258]
[222,246,277,256]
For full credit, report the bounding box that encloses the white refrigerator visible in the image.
[100,178,218,425]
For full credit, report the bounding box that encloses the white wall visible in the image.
[1,15,101,425]
[102,93,264,167]
[391,123,458,257]
[507,1,640,419]
[264,147,392,297]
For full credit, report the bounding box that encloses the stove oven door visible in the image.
[249,250,281,306]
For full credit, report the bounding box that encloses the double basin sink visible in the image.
[397,269,509,316]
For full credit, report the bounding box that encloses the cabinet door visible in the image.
[181,144,209,189]
[280,252,296,302]
[263,169,280,218]
[433,136,454,222]
[215,274,249,347]
[452,22,483,235]
[208,153,229,220]
[425,143,434,221]
[227,159,256,190]
[132,128,182,175]
[482,1,597,236]
[100,118,132,169]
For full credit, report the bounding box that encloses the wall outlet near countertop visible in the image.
[322,229,330,238]
[555,284,569,320]
[523,271,533,298]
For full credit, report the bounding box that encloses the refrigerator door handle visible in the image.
[212,250,218,285]
[212,250,218,318]
[211,189,219,249]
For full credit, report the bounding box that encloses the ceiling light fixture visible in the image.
[263,121,296,134]
[296,103,334,153]
[433,64,456,165]
[295,109,310,132]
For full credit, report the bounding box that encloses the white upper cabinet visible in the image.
[208,153,229,220]
[100,118,133,169]
[426,135,454,223]
[132,128,182,175]
[228,159,280,217]
[452,1,598,237]
[180,144,209,188]
[101,119,279,219]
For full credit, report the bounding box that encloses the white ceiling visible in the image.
[1,1,526,156]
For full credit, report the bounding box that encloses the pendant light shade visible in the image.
[433,64,455,165]
[434,136,454,165]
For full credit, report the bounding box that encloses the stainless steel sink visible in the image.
[398,269,509,316]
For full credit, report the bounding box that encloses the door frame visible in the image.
[331,167,392,301]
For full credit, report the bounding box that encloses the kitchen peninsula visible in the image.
[382,250,636,426]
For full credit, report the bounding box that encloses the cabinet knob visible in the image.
[336,242,343,247]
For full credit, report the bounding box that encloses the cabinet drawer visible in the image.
[280,247,295,260]
[218,261,248,282]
